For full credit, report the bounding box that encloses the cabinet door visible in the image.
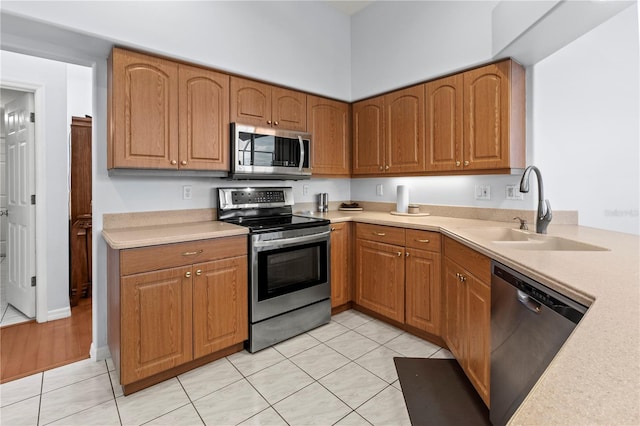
[121,266,192,384]
[405,248,441,335]
[355,239,405,322]
[385,85,426,173]
[308,96,351,176]
[178,65,230,171]
[330,223,351,308]
[425,74,463,172]
[230,77,271,128]
[442,258,466,362]
[109,48,179,169]
[352,96,385,175]
[463,61,511,170]
[272,87,307,131]
[466,275,491,406]
[193,256,248,358]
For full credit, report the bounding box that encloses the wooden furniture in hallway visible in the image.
[69,116,92,307]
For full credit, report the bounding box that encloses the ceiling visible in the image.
[326,0,374,16]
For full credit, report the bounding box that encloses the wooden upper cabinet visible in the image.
[230,77,306,131]
[178,65,229,171]
[463,60,525,171]
[352,95,385,175]
[272,87,307,131]
[109,48,179,169]
[425,74,463,172]
[385,85,426,174]
[307,96,351,176]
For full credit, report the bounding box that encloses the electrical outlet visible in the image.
[505,184,524,200]
[376,184,383,196]
[303,184,309,196]
[182,185,192,200]
[475,184,491,200]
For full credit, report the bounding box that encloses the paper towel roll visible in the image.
[396,185,409,213]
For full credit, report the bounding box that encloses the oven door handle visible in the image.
[298,135,305,172]
[254,230,331,248]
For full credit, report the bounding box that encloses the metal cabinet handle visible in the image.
[405,252,410,257]
[385,165,389,170]
[267,120,272,125]
[331,227,336,231]
[455,161,461,167]
[374,232,386,236]
[396,251,402,257]
[274,121,279,126]
[195,269,202,276]
[180,160,187,166]
[182,250,203,256]
[170,160,177,165]
[464,160,469,166]
[185,271,192,278]
[415,239,430,243]
[379,166,384,171]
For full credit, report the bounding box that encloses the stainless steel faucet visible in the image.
[519,166,552,234]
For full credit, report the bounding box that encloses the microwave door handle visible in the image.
[298,135,304,171]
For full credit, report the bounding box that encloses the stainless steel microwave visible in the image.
[229,123,312,180]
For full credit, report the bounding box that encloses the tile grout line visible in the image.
[105,359,124,425]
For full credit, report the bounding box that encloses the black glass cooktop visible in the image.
[225,215,330,234]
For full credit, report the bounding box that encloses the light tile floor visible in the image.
[0,309,454,425]
[0,256,34,327]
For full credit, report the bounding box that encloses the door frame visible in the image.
[1,80,47,323]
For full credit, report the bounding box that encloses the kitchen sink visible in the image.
[459,227,609,251]
[492,237,609,252]
[458,227,532,242]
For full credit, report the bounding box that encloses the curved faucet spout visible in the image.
[519,166,553,234]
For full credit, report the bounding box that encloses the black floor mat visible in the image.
[394,358,490,426]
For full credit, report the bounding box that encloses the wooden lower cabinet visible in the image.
[121,266,193,384]
[355,239,405,322]
[405,248,441,335]
[108,236,247,394]
[443,236,491,406]
[330,223,351,308]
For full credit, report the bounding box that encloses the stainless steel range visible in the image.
[217,187,331,353]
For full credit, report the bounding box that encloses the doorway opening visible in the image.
[0,88,36,327]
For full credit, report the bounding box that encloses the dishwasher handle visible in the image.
[517,290,541,314]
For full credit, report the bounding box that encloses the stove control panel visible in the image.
[232,190,285,205]
[218,187,294,210]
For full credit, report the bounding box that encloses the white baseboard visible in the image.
[90,342,111,361]
[47,306,71,321]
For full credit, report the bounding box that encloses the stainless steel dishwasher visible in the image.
[490,261,587,426]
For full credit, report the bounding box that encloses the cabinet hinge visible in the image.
[31,194,36,205]
[30,112,35,123]
[31,276,36,287]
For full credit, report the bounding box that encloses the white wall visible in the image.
[351,1,498,100]
[1,1,352,100]
[0,50,70,315]
[532,4,639,235]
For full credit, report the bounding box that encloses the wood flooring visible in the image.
[0,298,92,383]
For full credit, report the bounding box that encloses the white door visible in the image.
[6,92,36,318]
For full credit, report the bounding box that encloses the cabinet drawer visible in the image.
[405,229,441,252]
[443,237,491,283]
[121,236,247,276]
[356,223,405,246]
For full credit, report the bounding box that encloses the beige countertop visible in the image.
[102,220,248,249]
[304,210,640,425]
[102,208,640,424]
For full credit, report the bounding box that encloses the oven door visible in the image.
[250,227,331,323]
